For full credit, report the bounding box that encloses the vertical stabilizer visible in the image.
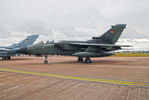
[91,24,126,44]
[9,35,39,49]
[17,35,39,46]
[99,24,126,44]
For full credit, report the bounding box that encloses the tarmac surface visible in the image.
[0,56,149,100]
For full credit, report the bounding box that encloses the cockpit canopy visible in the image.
[35,40,54,45]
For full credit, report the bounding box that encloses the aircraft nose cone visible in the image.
[16,47,28,54]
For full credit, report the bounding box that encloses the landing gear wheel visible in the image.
[7,56,11,60]
[44,55,48,64]
[85,58,92,63]
[44,60,48,64]
[78,57,83,62]
[2,57,7,60]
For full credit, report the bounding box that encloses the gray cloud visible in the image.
[0,0,149,47]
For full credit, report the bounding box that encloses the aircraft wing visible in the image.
[0,46,8,48]
[0,48,10,51]
[70,43,131,48]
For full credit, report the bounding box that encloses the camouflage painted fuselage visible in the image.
[17,24,126,58]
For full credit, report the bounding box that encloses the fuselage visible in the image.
[22,40,114,57]
[16,24,127,64]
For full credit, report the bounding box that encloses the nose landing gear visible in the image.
[44,55,48,64]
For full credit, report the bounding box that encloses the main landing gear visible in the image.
[7,56,11,60]
[2,56,11,60]
[78,57,92,63]
[78,57,83,62]
[44,55,48,64]
[84,57,92,63]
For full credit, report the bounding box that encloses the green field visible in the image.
[113,53,149,57]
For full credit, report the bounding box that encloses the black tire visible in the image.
[7,56,11,60]
[78,57,83,62]
[4,57,7,60]
[44,60,48,64]
[85,58,92,63]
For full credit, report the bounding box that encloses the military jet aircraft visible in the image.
[0,34,39,60]
[17,24,130,64]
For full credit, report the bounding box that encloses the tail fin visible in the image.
[9,35,39,49]
[17,35,39,46]
[93,24,126,44]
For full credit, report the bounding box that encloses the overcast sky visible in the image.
[0,0,149,47]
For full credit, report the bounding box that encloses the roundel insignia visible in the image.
[110,30,115,34]
[26,39,30,41]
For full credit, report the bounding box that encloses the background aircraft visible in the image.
[17,24,130,64]
[0,34,39,60]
